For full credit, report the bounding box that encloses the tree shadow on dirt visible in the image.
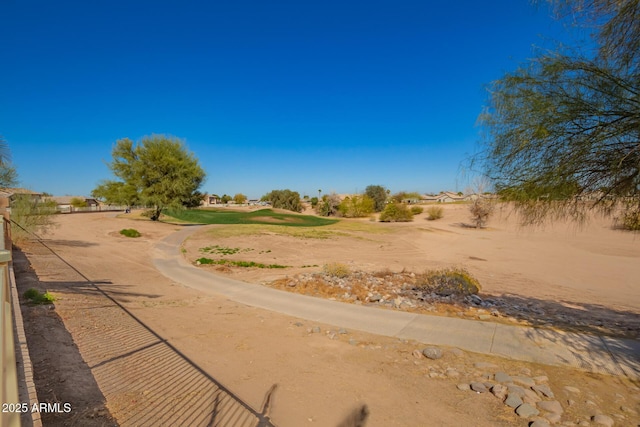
[40,239,99,248]
[479,293,640,339]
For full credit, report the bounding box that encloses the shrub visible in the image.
[469,197,494,228]
[426,206,443,220]
[120,228,141,238]
[622,210,640,231]
[262,189,303,212]
[338,195,375,218]
[316,193,341,216]
[415,268,481,296]
[410,206,424,215]
[322,262,351,278]
[23,288,56,304]
[379,203,413,222]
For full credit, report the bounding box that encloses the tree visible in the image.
[338,195,375,218]
[221,194,232,204]
[316,193,341,216]
[233,193,247,204]
[365,185,388,212]
[10,195,58,242]
[70,197,88,208]
[476,0,639,225]
[95,135,206,221]
[0,136,17,188]
[262,189,302,212]
[92,180,139,206]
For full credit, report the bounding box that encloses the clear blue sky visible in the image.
[1,0,577,199]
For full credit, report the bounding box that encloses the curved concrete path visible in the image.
[153,226,639,380]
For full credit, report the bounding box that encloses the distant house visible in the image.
[420,194,440,203]
[0,188,43,212]
[435,192,465,203]
[48,196,100,212]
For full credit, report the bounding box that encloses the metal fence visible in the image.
[0,217,19,427]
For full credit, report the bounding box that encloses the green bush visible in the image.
[322,262,351,278]
[410,206,424,215]
[195,258,287,268]
[415,268,481,297]
[338,195,375,218]
[379,203,413,222]
[426,206,444,220]
[23,288,56,304]
[120,228,141,238]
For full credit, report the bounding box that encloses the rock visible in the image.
[338,328,348,334]
[311,326,321,333]
[470,294,483,305]
[591,414,614,426]
[538,400,563,414]
[294,322,304,327]
[505,394,523,409]
[523,389,542,404]
[620,405,637,415]
[532,384,555,398]
[506,384,527,398]
[445,368,460,378]
[546,412,562,424]
[529,420,551,427]
[369,294,382,302]
[515,403,540,418]
[478,314,491,321]
[533,375,549,383]
[349,339,358,346]
[470,382,488,393]
[422,347,443,360]
[494,372,512,383]
[456,383,470,391]
[412,349,423,359]
[491,384,508,401]
[512,376,536,387]
[563,386,581,394]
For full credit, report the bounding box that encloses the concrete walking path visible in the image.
[152,226,640,380]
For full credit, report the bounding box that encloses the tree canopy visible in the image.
[476,0,639,224]
[0,136,17,188]
[94,135,206,220]
[365,185,388,212]
[262,189,302,212]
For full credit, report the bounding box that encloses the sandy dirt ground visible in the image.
[12,206,640,426]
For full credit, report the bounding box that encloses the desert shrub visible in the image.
[262,189,303,212]
[379,203,413,222]
[415,268,481,296]
[316,193,342,216]
[322,262,351,278]
[469,197,494,228]
[23,288,56,304]
[195,258,287,268]
[338,195,375,218]
[120,228,141,238]
[426,206,444,220]
[622,210,640,231]
[410,206,424,215]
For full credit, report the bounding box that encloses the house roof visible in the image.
[48,196,98,204]
[0,187,42,197]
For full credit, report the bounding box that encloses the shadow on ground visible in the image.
[15,242,277,427]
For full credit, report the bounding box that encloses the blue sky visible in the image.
[1,0,578,199]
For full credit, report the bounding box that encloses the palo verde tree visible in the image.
[96,135,206,221]
[0,135,17,188]
[476,0,640,226]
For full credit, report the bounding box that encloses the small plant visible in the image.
[120,228,141,238]
[195,258,287,268]
[199,245,244,255]
[322,262,351,278]
[426,206,444,220]
[410,206,424,215]
[23,288,56,304]
[379,203,413,222]
[415,268,481,297]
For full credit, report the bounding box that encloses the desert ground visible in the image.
[13,204,640,426]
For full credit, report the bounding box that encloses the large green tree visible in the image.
[476,0,639,225]
[96,135,206,221]
[261,189,302,212]
[365,185,388,212]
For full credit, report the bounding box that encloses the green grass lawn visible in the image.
[164,208,338,227]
